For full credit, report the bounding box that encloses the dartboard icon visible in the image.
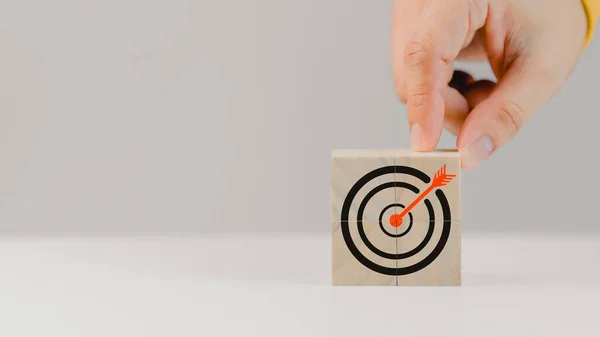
[331,150,461,286]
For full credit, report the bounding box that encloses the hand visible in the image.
[392,0,588,169]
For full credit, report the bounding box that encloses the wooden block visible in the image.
[331,149,461,286]
[331,150,396,223]
[394,150,461,286]
[332,221,397,286]
[396,221,461,286]
[393,149,461,223]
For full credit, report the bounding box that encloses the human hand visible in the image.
[392,0,588,169]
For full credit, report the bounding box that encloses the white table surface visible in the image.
[0,233,599,337]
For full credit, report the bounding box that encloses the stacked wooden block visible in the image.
[331,149,461,286]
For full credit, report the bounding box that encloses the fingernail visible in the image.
[460,136,494,169]
[410,123,424,151]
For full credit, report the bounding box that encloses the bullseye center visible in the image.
[389,214,403,228]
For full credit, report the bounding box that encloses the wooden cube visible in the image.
[331,149,461,286]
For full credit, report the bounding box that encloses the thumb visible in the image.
[456,56,558,169]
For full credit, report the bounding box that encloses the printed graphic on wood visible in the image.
[331,149,461,286]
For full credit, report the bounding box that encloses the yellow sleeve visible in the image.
[583,0,600,47]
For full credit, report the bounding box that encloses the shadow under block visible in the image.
[331,149,461,286]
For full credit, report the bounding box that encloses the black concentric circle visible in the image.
[340,165,452,276]
[378,204,413,238]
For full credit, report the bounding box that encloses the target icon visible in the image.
[331,150,461,286]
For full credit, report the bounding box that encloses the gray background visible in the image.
[0,0,598,234]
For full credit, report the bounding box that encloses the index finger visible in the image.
[401,0,480,151]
